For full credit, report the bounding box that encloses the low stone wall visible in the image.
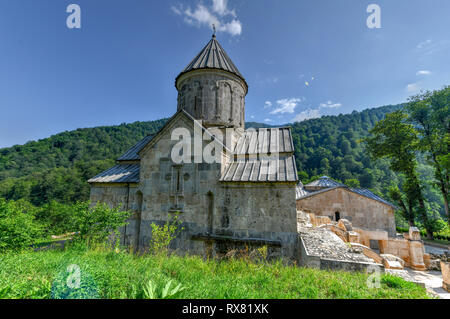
[378,228,426,271]
[298,236,384,273]
[441,261,450,292]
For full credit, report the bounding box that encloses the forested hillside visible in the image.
[291,105,403,190]
[0,104,402,206]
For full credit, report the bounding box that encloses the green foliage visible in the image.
[36,201,77,236]
[51,264,100,299]
[0,199,43,251]
[143,279,186,299]
[69,202,131,244]
[0,248,431,299]
[150,213,184,255]
[0,119,167,205]
[406,86,449,224]
[381,274,416,289]
[344,179,361,188]
[364,110,436,237]
[290,104,402,192]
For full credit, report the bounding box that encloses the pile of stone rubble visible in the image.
[298,225,375,263]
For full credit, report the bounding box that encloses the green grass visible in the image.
[0,246,431,299]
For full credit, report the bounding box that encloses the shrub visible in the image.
[69,201,131,245]
[36,201,75,236]
[0,199,43,251]
[150,213,183,255]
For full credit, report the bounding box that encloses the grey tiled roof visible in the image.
[175,35,247,89]
[117,134,155,161]
[295,184,397,208]
[349,188,397,208]
[295,185,310,200]
[304,176,345,189]
[234,127,294,156]
[88,164,140,183]
[220,156,298,183]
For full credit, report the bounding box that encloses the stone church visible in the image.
[88,34,299,259]
[296,176,396,237]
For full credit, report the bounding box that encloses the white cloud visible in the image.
[319,101,342,108]
[264,101,272,109]
[415,39,450,56]
[171,1,242,36]
[171,5,182,15]
[270,98,301,114]
[212,0,236,17]
[406,83,421,92]
[416,70,431,76]
[417,39,432,49]
[264,118,272,122]
[292,109,321,123]
[222,19,242,36]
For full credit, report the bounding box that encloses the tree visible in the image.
[345,179,361,188]
[406,86,450,225]
[365,111,434,239]
[70,201,131,244]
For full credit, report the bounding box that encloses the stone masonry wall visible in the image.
[177,70,246,129]
[296,188,396,237]
[137,116,298,258]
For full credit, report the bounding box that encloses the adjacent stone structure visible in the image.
[89,35,299,259]
[441,261,450,292]
[296,176,397,237]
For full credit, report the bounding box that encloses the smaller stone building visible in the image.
[296,176,397,237]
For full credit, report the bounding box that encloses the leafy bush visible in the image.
[0,199,43,251]
[69,201,131,244]
[150,213,183,255]
[36,201,76,236]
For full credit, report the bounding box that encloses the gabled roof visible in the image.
[349,188,397,209]
[117,134,155,161]
[137,109,232,158]
[304,176,345,189]
[88,164,139,184]
[296,184,397,209]
[175,35,247,91]
[234,127,294,156]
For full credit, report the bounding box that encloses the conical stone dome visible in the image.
[175,35,247,129]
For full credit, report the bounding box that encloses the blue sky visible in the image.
[0,0,449,148]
